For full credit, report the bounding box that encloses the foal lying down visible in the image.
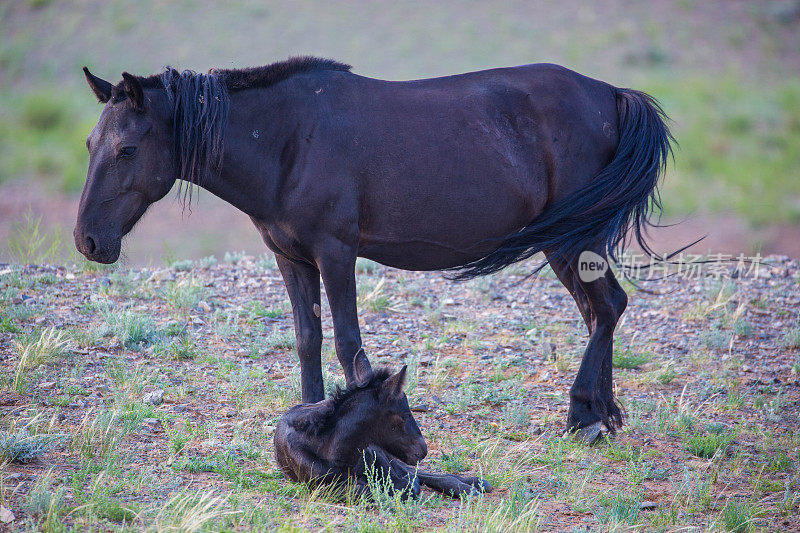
[275,350,492,498]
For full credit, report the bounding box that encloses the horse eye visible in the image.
[119,146,137,158]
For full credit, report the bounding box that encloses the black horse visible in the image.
[76,57,673,441]
[275,349,491,498]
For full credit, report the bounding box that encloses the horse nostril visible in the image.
[86,235,96,254]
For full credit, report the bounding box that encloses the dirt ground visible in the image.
[0,253,798,531]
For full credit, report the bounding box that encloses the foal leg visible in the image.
[277,256,324,403]
[363,446,421,499]
[416,471,493,497]
[317,241,370,386]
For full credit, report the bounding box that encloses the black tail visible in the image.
[449,87,675,280]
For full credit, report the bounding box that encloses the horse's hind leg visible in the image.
[547,251,626,439]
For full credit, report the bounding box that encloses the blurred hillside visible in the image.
[1,0,799,263]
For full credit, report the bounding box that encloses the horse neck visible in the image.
[196,87,301,221]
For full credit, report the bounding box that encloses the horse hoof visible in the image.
[567,421,603,445]
[478,479,493,493]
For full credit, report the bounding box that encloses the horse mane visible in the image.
[296,367,393,436]
[115,56,351,206]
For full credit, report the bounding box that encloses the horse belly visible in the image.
[358,168,547,271]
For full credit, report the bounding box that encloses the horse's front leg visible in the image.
[317,241,370,385]
[416,471,492,497]
[276,256,324,403]
[363,446,421,499]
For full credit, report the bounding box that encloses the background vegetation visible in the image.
[1,1,799,240]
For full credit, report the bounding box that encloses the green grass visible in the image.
[612,346,652,369]
[685,430,736,459]
[648,76,800,225]
[719,499,761,533]
[100,308,163,349]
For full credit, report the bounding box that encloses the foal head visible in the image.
[334,350,427,464]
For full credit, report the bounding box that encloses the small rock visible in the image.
[143,389,165,406]
[411,404,429,413]
[539,371,552,381]
[142,417,161,426]
[639,501,658,510]
[172,404,188,413]
[38,381,57,390]
[0,505,14,524]
[197,301,212,313]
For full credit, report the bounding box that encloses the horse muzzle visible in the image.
[73,227,121,264]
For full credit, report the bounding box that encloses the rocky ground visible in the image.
[0,254,799,531]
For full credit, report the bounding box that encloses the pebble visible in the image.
[411,404,429,413]
[0,505,14,524]
[197,301,212,313]
[38,381,57,390]
[539,371,552,381]
[639,501,658,510]
[143,389,165,406]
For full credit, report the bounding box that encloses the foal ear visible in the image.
[83,67,112,103]
[381,365,407,400]
[121,72,144,111]
[352,348,373,386]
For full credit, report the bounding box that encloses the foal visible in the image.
[275,350,492,498]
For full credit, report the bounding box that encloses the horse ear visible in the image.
[83,67,111,103]
[352,348,372,386]
[121,72,144,111]
[381,365,407,400]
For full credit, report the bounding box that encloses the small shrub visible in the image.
[658,365,678,384]
[6,210,61,265]
[13,327,71,392]
[255,253,276,270]
[197,255,218,269]
[162,277,205,310]
[101,308,162,349]
[0,430,66,463]
[358,277,394,313]
[439,448,471,474]
[501,403,530,427]
[732,318,753,337]
[782,325,800,349]
[685,431,735,458]
[25,469,66,528]
[613,347,652,369]
[720,499,760,532]
[168,336,198,361]
[170,259,195,272]
[356,258,380,274]
[70,410,125,461]
[595,491,642,527]
[224,250,246,265]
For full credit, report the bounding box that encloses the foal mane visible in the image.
[120,56,351,206]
